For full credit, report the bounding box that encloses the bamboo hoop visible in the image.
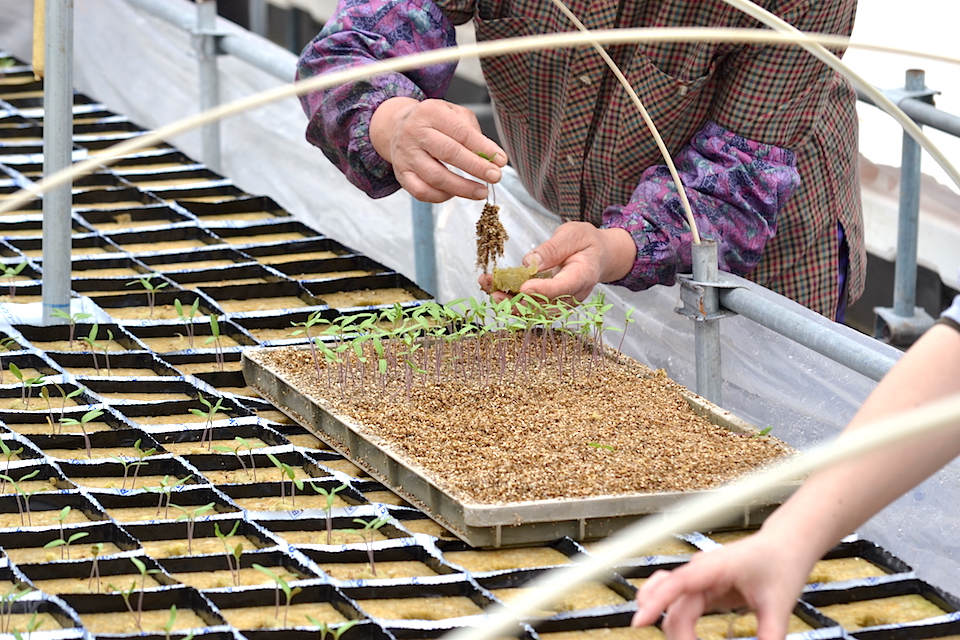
[1,28,959,216]
[548,0,701,244]
[445,392,960,640]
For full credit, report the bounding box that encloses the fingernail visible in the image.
[484,168,501,183]
[473,186,488,200]
[524,252,541,269]
[631,611,643,627]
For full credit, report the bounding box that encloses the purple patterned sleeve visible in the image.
[600,121,800,291]
[296,0,457,198]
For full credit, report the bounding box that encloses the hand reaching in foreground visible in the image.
[370,97,507,203]
[479,221,637,303]
[633,533,812,640]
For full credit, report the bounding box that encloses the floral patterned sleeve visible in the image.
[600,121,800,291]
[296,0,458,198]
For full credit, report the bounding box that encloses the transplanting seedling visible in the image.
[0,587,33,635]
[59,407,104,457]
[214,521,243,587]
[88,543,105,593]
[205,314,225,371]
[190,393,226,450]
[266,453,303,508]
[174,298,201,349]
[171,502,216,554]
[43,530,90,561]
[351,515,391,577]
[126,273,168,318]
[310,483,347,544]
[8,363,44,410]
[0,469,39,525]
[1,261,28,299]
[306,616,358,640]
[252,564,302,626]
[50,309,93,348]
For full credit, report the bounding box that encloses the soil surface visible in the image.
[252,341,794,504]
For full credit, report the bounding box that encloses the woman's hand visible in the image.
[479,222,636,303]
[370,97,507,203]
[633,533,813,640]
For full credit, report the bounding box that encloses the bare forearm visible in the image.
[761,323,960,565]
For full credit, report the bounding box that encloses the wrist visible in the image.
[370,97,419,163]
[598,227,637,283]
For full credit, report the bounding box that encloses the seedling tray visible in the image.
[243,349,800,548]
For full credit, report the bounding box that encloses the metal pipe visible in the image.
[857,88,960,139]
[248,0,268,38]
[692,241,722,406]
[411,199,438,296]
[720,285,897,382]
[41,0,74,326]
[196,0,222,173]
[893,70,924,318]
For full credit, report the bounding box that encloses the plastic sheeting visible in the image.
[4,0,960,594]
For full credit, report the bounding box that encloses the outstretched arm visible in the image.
[634,303,960,640]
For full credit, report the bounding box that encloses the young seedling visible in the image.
[1,261,28,299]
[10,610,42,640]
[59,407,104,457]
[290,310,332,377]
[50,309,93,348]
[126,273,169,318]
[171,502,216,554]
[0,587,33,635]
[147,475,193,519]
[163,605,196,640]
[351,515,391,577]
[306,617,359,640]
[0,337,18,382]
[0,439,23,482]
[174,298,201,349]
[214,521,244,587]
[129,438,157,489]
[88,543,105,593]
[189,393,226,450]
[0,469,39,526]
[204,314,225,372]
[43,530,90,561]
[109,580,142,633]
[251,564,302,626]
[130,556,160,614]
[587,442,616,453]
[110,453,147,492]
[310,483,347,544]
[265,453,303,508]
[213,440,250,479]
[236,437,258,482]
[79,324,103,374]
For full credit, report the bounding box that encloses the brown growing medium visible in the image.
[475,202,508,273]
[252,337,794,505]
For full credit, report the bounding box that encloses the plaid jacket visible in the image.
[298,0,864,318]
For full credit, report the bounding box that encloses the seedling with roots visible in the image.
[49,309,93,348]
[126,273,168,318]
[307,617,359,640]
[266,453,303,508]
[189,393,226,450]
[251,564,302,626]
[171,502,216,554]
[214,521,244,587]
[59,407,104,457]
[174,298,201,349]
[1,261,28,299]
[44,530,90,561]
[311,483,347,544]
